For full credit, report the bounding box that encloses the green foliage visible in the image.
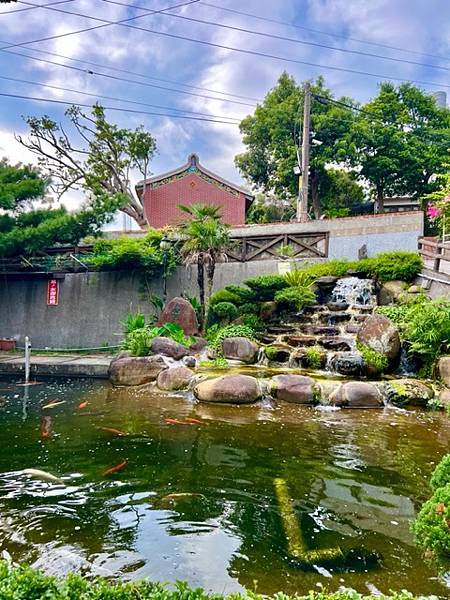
[212,301,238,321]
[405,299,450,367]
[0,561,427,600]
[299,259,358,280]
[238,302,260,316]
[87,230,176,277]
[122,322,194,356]
[243,274,289,300]
[412,483,450,559]
[224,284,254,303]
[240,313,265,331]
[362,251,423,282]
[209,324,255,356]
[0,159,47,210]
[305,346,323,369]
[357,343,389,374]
[265,346,281,361]
[210,289,243,306]
[274,286,317,311]
[121,311,146,335]
[427,398,443,411]
[284,269,314,287]
[199,357,229,369]
[375,305,412,327]
[431,455,450,491]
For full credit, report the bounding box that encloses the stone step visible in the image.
[327,302,349,312]
[319,311,352,325]
[301,325,340,336]
[302,304,327,315]
[318,337,353,352]
[267,325,296,334]
[345,323,361,334]
[282,334,318,347]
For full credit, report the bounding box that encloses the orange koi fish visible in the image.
[103,459,129,476]
[163,418,187,425]
[42,401,66,409]
[100,426,128,437]
[78,401,89,409]
[40,416,53,439]
[184,417,208,426]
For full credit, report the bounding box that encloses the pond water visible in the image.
[0,377,449,597]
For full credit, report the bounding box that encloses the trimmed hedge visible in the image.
[0,562,429,600]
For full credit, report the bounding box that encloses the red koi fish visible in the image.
[40,416,53,439]
[100,426,128,437]
[78,401,89,409]
[184,417,208,426]
[103,459,128,476]
[163,418,187,425]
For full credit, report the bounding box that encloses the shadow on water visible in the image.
[0,377,449,596]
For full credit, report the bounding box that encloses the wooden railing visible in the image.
[226,231,329,262]
[418,237,450,274]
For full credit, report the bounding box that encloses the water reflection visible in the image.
[0,378,449,597]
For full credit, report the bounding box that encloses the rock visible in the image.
[356,314,401,365]
[183,355,197,368]
[109,355,167,386]
[316,276,338,287]
[438,357,450,387]
[194,374,261,404]
[345,323,361,334]
[158,297,199,336]
[222,337,259,363]
[269,374,320,404]
[382,379,434,407]
[303,325,340,336]
[330,352,364,376]
[260,301,277,321]
[157,366,194,391]
[284,335,317,347]
[189,337,208,352]
[150,337,189,360]
[267,325,296,334]
[330,381,383,408]
[327,302,349,311]
[321,312,351,324]
[408,285,422,294]
[114,350,131,360]
[378,280,406,305]
[439,388,450,407]
[319,337,352,352]
[354,315,368,322]
[265,345,292,363]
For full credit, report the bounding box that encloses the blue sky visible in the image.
[0,0,449,218]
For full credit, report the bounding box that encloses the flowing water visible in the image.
[0,376,449,597]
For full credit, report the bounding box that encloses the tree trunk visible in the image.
[197,255,205,331]
[205,258,216,316]
[310,171,321,219]
[376,184,385,214]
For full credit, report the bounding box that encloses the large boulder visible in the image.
[109,355,167,386]
[378,280,406,305]
[194,374,261,404]
[150,337,189,360]
[330,352,364,376]
[382,379,434,407]
[222,337,259,363]
[157,366,194,391]
[158,297,199,336]
[329,382,383,408]
[269,374,320,405]
[438,357,450,387]
[356,314,401,365]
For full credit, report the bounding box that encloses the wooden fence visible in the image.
[226,231,329,262]
[418,237,450,275]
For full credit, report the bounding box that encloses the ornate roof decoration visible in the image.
[136,153,253,201]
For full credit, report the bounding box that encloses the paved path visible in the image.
[0,353,113,379]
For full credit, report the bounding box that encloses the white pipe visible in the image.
[24,336,31,384]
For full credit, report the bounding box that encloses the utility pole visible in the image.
[296,81,311,222]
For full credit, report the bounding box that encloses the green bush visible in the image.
[238,302,260,316]
[431,454,450,492]
[362,251,423,282]
[274,286,317,311]
[121,311,146,335]
[358,343,389,374]
[243,274,289,300]
[305,346,323,369]
[0,561,427,600]
[212,301,238,321]
[284,269,314,287]
[412,483,450,559]
[209,324,255,356]
[122,322,194,356]
[223,284,254,303]
[240,313,265,331]
[300,259,357,280]
[404,299,450,367]
[209,289,242,306]
[375,305,413,327]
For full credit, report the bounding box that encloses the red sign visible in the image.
[47,279,59,306]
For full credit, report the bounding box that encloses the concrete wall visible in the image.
[0,212,426,349]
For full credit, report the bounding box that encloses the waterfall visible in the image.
[331,277,375,307]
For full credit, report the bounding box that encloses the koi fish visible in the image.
[161,492,205,502]
[23,468,64,484]
[164,418,187,425]
[16,381,43,387]
[103,459,128,476]
[100,426,128,437]
[184,417,208,426]
[42,401,66,409]
[40,416,52,439]
[78,401,89,409]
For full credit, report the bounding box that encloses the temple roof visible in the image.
[135,153,253,201]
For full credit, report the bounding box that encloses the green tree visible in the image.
[17,104,157,229]
[0,160,115,257]
[178,204,230,330]
[235,72,358,218]
[344,82,450,212]
[319,169,366,217]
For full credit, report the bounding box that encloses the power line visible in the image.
[0,74,242,122]
[0,46,257,107]
[200,1,450,65]
[101,0,450,74]
[10,0,450,91]
[0,91,240,124]
[0,0,74,15]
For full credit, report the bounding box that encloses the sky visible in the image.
[0,0,449,226]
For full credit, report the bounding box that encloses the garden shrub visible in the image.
[121,311,146,335]
[412,483,450,559]
[0,561,427,600]
[212,301,238,321]
[238,302,260,316]
[284,270,314,288]
[209,289,242,306]
[209,324,255,356]
[274,286,317,311]
[431,454,450,492]
[240,313,265,331]
[362,251,423,282]
[404,299,450,367]
[122,322,194,356]
[357,343,389,374]
[223,284,254,303]
[243,274,289,300]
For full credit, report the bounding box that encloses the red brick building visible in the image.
[135,153,253,228]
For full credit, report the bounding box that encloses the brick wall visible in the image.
[142,173,246,227]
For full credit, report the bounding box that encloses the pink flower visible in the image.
[427,203,442,220]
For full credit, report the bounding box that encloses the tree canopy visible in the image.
[17,104,157,229]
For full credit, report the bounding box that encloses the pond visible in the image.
[0,377,449,597]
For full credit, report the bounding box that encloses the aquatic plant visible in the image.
[199,357,228,369]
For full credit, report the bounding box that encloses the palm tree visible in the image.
[178,203,230,330]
